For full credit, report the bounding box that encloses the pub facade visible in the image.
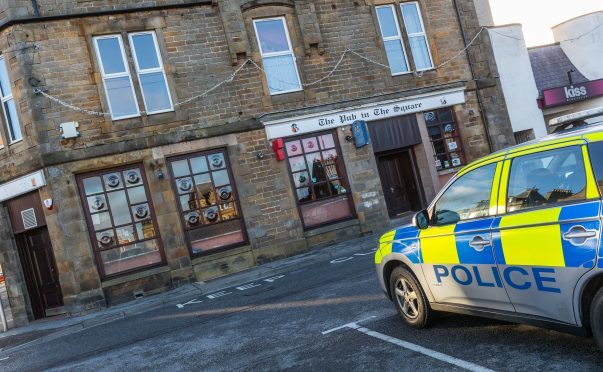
[0,0,513,327]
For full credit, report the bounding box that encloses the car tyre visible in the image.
[389,266,434,328]
[590,286,603,351]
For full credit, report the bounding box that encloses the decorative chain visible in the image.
[34,27,489,117]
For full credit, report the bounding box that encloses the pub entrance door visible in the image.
[7,192,63,319]
[376,150,422,217]
[15,228,63,319]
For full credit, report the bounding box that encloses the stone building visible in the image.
[0,0,513,327]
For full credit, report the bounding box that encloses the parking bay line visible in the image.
[323,320,495,372]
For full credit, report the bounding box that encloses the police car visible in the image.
[375,122,603,350]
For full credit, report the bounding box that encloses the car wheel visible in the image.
[590,286,603,351]
[389,266,434,328]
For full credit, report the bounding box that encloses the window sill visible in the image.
[104,109,188,132]
[270,88,303,96]
[111,114,141,121]
[145,108,175,116]
[9,139,23,146]
[391,71,413,77]
[267,90,306,106]
[109,109,178,122]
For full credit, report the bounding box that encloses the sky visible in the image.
[488,0,603,47]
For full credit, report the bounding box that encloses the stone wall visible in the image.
[0,0,503,185]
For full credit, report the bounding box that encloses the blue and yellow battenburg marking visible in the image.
[375,225,420,264]
[376,200,602,269]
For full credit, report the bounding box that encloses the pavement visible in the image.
[0,223,391,354]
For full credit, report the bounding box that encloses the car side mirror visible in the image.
[413,210,430,230]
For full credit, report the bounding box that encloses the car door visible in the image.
[587,141,603,272]
[420,160,515,311]
[494,144,601,324]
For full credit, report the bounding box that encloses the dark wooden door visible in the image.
[16,228,63,319]
[377,151,421,217]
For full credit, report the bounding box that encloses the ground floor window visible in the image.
[77,165,165,279]
[168,149,247,256]
[285,130,355,229]
[423,108,465,170]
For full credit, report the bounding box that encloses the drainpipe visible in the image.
[452,0,494,153]
[31,0,40,17]
[0,295,7,332]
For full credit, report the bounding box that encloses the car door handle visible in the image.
[469,236,491,251]
[563,231,597,239]
[563,225,598,244]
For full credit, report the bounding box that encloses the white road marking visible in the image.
[322,316,376,335]
[206,291,231,299]
[176,299,204,308]
[177,274,285,309]
[0,356,9,361]
[331,249,377,263]
[355,327,495,372]
[236,283,262,291]
[353,251,374,256]
[322,319,494,372]
[263,275,285,283]
[330,257,354,264]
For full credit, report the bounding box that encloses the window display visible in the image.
[285,131,355,228]
[168,149,247,256]
[78,165,165,278]
[423,108,465,171]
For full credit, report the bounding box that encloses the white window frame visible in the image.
[400,2,434,71]
[253,17,303,95]
[0,56,22,145]
[375,4,411,76]
[93,34,141,120]
[127,31,174,115]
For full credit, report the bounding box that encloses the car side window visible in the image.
[507,146,586,213]
[588,142,603,195]
[432,163,497,226]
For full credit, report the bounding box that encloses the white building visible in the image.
[488,11,603,139]
[489,25,548,141]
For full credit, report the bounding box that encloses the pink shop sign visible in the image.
[542,79,603,108]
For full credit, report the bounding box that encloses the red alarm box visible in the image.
[272,138,285,161]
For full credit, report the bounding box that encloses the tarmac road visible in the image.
[1,241,602,371]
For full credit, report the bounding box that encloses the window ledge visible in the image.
[111,114,141,122]
[270,88,303,96]
[268,90,306,106]
[304,218,359,238]
[391,71,413,77]
[101,265,170,288]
